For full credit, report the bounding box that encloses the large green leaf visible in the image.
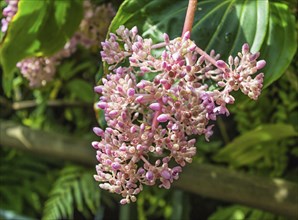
[259,2,297,87]
[109,0,296,88]
[213,124,298,166]
[0,0,83,96]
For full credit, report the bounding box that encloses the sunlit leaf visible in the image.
[0,0,83,96]
[213,124,298,166]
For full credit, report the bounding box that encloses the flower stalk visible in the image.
[182,0,198,36]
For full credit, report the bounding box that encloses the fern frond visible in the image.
[42,164,101,220]
[0,147,52,216]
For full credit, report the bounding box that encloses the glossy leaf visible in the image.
[213,124,298,166]
[0,0,83,96]
[259,2,297,87]
[109,0,296,89]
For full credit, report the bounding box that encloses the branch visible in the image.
[12,99,91,110]
[0,120,297,218]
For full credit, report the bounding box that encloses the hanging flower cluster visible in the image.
[1,0,19,33]
[2,1,115,87]
[93,26,266,204]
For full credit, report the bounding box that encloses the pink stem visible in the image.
[182,0,198,36]
[195,47,218,67]
[151,100,163,131]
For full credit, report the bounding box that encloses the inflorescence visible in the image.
[1,0,115,87]
[93,26,266,204]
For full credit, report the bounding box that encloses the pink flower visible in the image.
[93,26,265,204]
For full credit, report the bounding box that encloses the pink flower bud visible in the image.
[149,103,161,111]
[216,60,227,69]
[183,31,190,41]
[94,86,103,93]
[161,170,171,180]
[127,88,135,97]
[109,110,119,118]
[256,60,266,70]
[242,43,249,53]
[93,127,104,137]
[135,95,144,103]
[97,102,107,109]
[157,114,170,122]
[111,162,121,170]
[91,141,99,149]
[164,33,170,44]
[146,170,154,181]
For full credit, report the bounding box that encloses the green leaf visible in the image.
[213,124,298,166]
[260,2,297,87]
[110,0,296,89]
[110,0,269,58]
[0,0,83,96]
[42,165,101,220]
[66,79,94,103]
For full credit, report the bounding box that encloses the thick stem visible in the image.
[182,0,198,36]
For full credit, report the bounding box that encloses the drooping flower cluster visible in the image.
[1,0,19,33]
[10,1,115,87]
[93,26,266,204]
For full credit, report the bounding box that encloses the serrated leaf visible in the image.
[0,0,83,96]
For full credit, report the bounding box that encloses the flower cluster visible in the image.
[1,0,19,33]
[12,1,115,87]
[93,26,266,204]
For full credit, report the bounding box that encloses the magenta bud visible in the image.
[140,66,150,73]
[160,79,167,85]
[130,126,137,133]
[172,52,181,61]
[149,103,161,111]
[121,112,127,120]
[157,114,170,122]
[137,168,145,175]
[109,110,118,118]
[163,82,171,90]
[93,127,104,137]
[164,33,170,43]
[136,144,143,151]
[91,141,99,149]
[183,31,190,41]
[131,26,138,35]
[120,199,128,205]
[129,57,137,63]
[111,162,121,170]
[97,102,107,109]
[256,60,266,69]
[250,52,260,61]
[216,60,227,69]
[136,82,145,89]
[186,65,192,72]
[140,123,145,131]
[146,170,154,181]
[135,96,144,103]
[188,139,196,146]
[127,88,135,97]
[161,170,171,180]
[172,166,182,176]
[242,43,249,53]
[94,86,103,94]
[162,61,167,69]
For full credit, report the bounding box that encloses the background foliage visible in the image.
[0,0,297,219]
